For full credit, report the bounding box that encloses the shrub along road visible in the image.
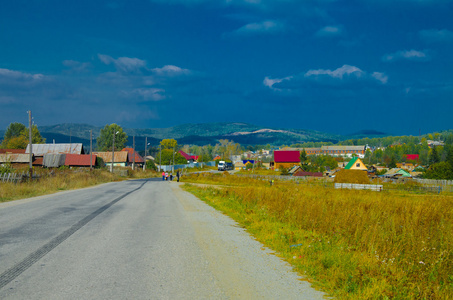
[0,178,324,299]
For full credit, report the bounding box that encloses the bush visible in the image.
[334,169,370,184]
[146,159,157,171]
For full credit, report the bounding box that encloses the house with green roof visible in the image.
[344,157,368,171]
[384,168,412,178]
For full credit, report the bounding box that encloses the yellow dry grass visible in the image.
[182,174,453,299]
[0,168,158,202]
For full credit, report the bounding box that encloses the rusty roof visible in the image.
[26,144,84,156]
[33,157,43,166]
[122,148,144,163]
[0,149,26,154]
[65,154,97,167]
[0,153,31,163]
[92,151,128,163]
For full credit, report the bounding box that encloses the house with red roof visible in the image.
[178,150,198,163]
[273,150,300,170]
[122,148,145,167]
[65,154,97,168]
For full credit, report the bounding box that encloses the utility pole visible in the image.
[144,137,147,171]
[132,135,136,171]
[90,130,93,170]
[111,130,115,173]
[172,146,175,173]
[28,110,33,180]
[159,144,161,172]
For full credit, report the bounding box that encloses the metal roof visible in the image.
[65,154,96,166]
[43,154,66,168]
[92,152,128,163]
[321,145,366,151]
[26,144,84,156]
[274,150,300,163]
[0,149,26,154]
[122,148,144,163]
[0,153,31,163]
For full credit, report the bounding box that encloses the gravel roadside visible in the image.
[171,182,327,299]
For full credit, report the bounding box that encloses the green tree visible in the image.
[20,125,45,144]
[160,139,177,150]
[388,156,397,168]
[157,149,186,165]
[3,136,29,149]
[424,162,453,180]
[97,124,128,151]
[430,146,440,165]
[146,159,157,171]
[4,122,26,141]
[300,149,308,163]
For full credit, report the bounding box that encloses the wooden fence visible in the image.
[0,173,25,183]
[335,183,383,192]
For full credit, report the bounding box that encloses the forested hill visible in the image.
[32,122,343,146]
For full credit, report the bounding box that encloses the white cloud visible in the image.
[305,65,364,79]
[0,68,45,82]
[151,65,192,77]
[419,29,453,43]
[98,54,147,73]
[371,72,388,84]
[229,20,285,36]
[264,64,387,91]
[263,76,292,91]
[127,88,166,101]
[382,49,431,62]
[315,25,343,37]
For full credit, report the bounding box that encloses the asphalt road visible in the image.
[0,179,325,299]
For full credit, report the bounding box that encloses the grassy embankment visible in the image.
[0,168,159,202]
[181,173,453,299]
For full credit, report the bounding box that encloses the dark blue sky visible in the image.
[1,0,452,135]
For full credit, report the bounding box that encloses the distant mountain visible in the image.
[2,123,393,151]
[345,129,387,139]
[37,122,341,148]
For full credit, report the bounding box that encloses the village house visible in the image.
[122,148,145,167]
[25,143,85,167]
[273,150,300,170]
[344,157,368,171]
[321,145,367,158]
[178,150,198,163]
[93,151,129,168]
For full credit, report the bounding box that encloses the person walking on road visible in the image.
[176,170,180,182]
[165,172,168,181]
[162,171,165,181]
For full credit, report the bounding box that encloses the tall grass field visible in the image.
[182,173,453,299]
[0,168,157,202]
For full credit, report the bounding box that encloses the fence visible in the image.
[0,173,25,183]
[335,183,383,192]
[413,178,453,186]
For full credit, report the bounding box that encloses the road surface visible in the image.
[0,178,325,299]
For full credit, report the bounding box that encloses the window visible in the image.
[356,163,360,167]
